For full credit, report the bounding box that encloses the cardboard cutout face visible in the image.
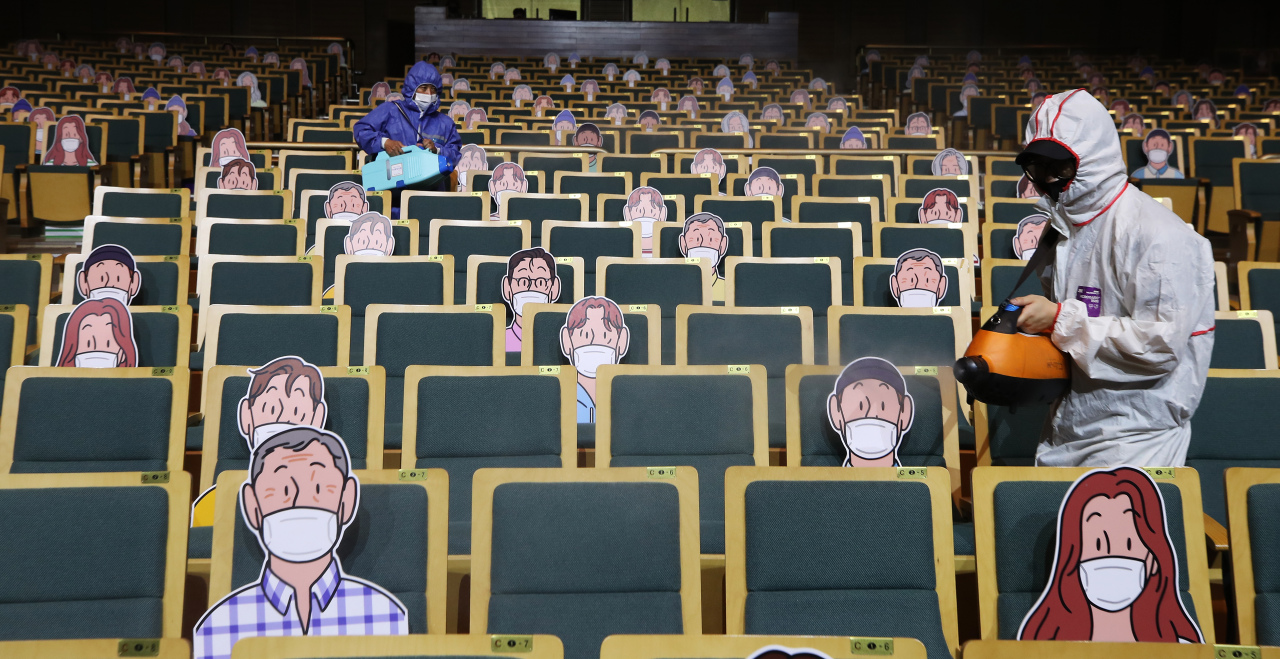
[572,124,603,166]
[344,212,396,256]
[560,296,630,423]
[440,55,455,69]
[761,104,784,121]
[453,78,471,92]
[790,89,811,108]
[717,77,734,100]
[456,144,487,191]
[533,96,554,115]
[464,108,487,130]
[805,112,831,132]
[114,77,137,96]
[656,58,671,74]
[167,96,197,137]
[167,55,183,70]
[237,356,328,449]
[193,427,409,655]
[189,61,207,76]
[489,162,529,211]
[1017,466,1204,643]
[211,128,251,168]
[1139,129,1178,174]
[713,64,730,78]
[721,111,751,141]
[489,62,506,79]
[544,53,559,71]
[1234,122,1259,157]
[827,96,847,112]
[76,244,142,305]
[810,77,826,91]
[1017,175,1040,199]
[29,108,55,151]
[218,159,259,191]
[75,64,94,82]
[638,110,661,130]
[1120,113,1145,137]
[678,95,699,116]
[606,103,628,125]
[213,68,231,84]
[148,42,166,62]
[743,71,758,88]
[623,186,668,247]
[238,72,264,104]
[891,248,948,309]
[116,37,132,53]
[651,87,672,106]
[504,68,521,83]
[511,84,534,105]
[10,99,31,122]
[560,74,574,90]
[369,82,390,103]
[1014,215,1048,260]
[739,54,754,67]
[325,181,370,220]
[552,110,577,144]
[0,86,19,105]
[633,52,649,66]
[766,60,781,74]
[679,212,729,277]
[603,63,619,78]
[449,100,471,119]
[827,357,914,467]
[56,297,137,368]
[43,115,97,166]
[745,167,784,198]
[691,148,727,184]
[932,149,969,176]
[918,188,963,224]
[906,112,932,135]
[502,248,562,350]
[581,79,600,97]
[623,69,641,86]
[688,77,705,95]
[840,126,867,149]
[386,92,404,104]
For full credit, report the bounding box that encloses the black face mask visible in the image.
[1022,156,1077,203]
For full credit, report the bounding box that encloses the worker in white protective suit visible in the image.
[1009,89,1216,467]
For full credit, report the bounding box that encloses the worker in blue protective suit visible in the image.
[354,61,460,191]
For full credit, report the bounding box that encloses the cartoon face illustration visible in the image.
[455,144,488,191]
[739,54,754,66]
[552,110,577,142]
[918,188,963,224]
[75,63,94,81]
[217,159,258,191]
[906,112,931,135]
[687,77,706,95]
[113,77,136,95]
[1014,215,1048,260]
[651,88,672,104]
[840,126,867,149]
[166,55,183,70]
[1192,99,1216,122]
[716,77,734,99]
[1235,84,1252,99]
[722,111,750,134]
[1142,130,1175,169]
[905,66,925,89]
[1026,79,1042,94]
[344,212,396,257]
[790,89,811,107]
[622,186,668,244]
[244,46,259,60]
[633,52,649,65]
[827,357,914,467]
[440,55,455,69]
[623,69,641,86]
[761,104,784,121]
[511,85,533,105]
[213,68,231,83]
[463,108,488,130]
[56,298,137,368]
[638,110,661,130]
[1017,466,1203,643]
[691,149,726,184]
[44,115,96,166]
[560,297,630,423]
[542,53,559,71]
[679,212,729,275]
[603,63,619,78]
[533,96,554,114]
[76,244,141,304]
[827,97,848,112]
[211,128,251,167]
[1110,99,1131,117]
[503,248,561,347]
[712,64,730,77]
[766,60,781,73]
[1264,98,1280,113]
[189,61,207,76]
[677,95,699,115]
[325,181,369,220]
[167,97,197,137]
[452,78,471,92]
[745,167,784,198]
[194,427,408,657]
[28,108,55,150]
[116,37,132,53]
[148,43,165,62]
[291,58,313,87]
[568,53,580,65]
[1017,175,1040,199]
[489,62,506,78]
[606,103,628,125]
[370,81,391,102]
[1172,91,1193,110]
[572,124,603,161]
[810,77,826,91]
[504,68,521,83]
[237,357,328,448]
[141,88,161,111]
[656,58,671,73]
[581,79,601,97]
[449,100,471,119]
[489,162,529,209]
[1032,92,1050,110]
[558,75,574,90]
[932,148,968,176]
[1208,69,1225,85]
[958,84,980,112]
[1234,123,1259,157]
[59,58,75,74]
[891,248,949,308]
[1120,113,1145,137]
[742,71,758,88]
[805,112,831,132]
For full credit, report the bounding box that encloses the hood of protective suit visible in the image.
[401,61,442,113]
[1024,89,1129,228]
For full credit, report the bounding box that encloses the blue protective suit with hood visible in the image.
[354,61,461,171]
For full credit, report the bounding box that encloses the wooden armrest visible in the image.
[1230,209,1263,264]
[1203,513,1229,552]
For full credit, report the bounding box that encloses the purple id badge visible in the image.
[1076,286,1101,318]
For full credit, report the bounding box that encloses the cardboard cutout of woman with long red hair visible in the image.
[1017,466,1203,643]
[56,298,137,368]
[43,115,97,166]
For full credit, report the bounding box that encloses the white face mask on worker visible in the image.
[414,93,437,110]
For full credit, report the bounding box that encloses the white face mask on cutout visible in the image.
[572,344,617,378]
[1079,556,1148,612]
[260,506,340,563]
[1019,248,1036,261]
[511,291,548,316]
[89,286,130,303]
[218,155,238,167]
[332,211,359,221]
[493,189,518,207]
[1147,148,1169,165]
[354,248,384,256]
[926,219,952,225]
[632,218,657,238]
[75,351,119,368]
[251,422,296,447]
[61,138,81,153]
[35,127,45,150]
[898,288,939,308]
[686,246,721,267]
[842,417,899,459]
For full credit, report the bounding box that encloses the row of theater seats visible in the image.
[3,464,1280,657]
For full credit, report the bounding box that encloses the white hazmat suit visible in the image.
[1026,89,1216,467]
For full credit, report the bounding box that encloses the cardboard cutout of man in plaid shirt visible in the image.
[193,427,408,659]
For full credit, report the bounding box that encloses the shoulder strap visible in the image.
[390,101,423,143]
[1002,227,1060,303]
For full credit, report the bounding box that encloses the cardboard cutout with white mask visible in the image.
[890,248,948,308]
[502,247,562,353]
[343,212,396,256]
[827,356,914,467]
[560,296,630,424]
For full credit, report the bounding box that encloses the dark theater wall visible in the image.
[5,0,1279,90]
